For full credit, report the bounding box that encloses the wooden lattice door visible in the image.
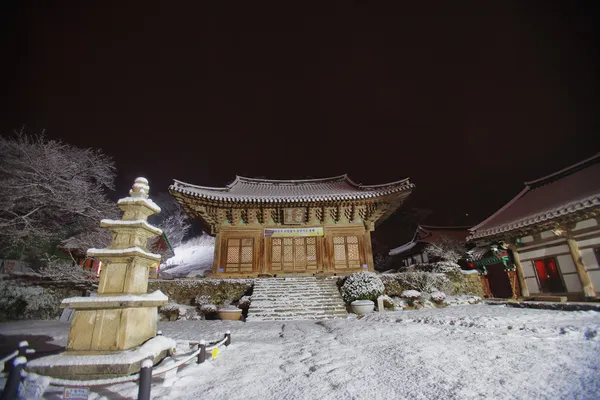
[333,235,361,270]
[224,238,254,273]
[271,237,318,272]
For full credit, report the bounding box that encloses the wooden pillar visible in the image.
[507,245,530,297]
[479,275,491,298]
[506,270,519,299]
[364,222,375,271]
[565,230,596,298]
[212,232,222,275]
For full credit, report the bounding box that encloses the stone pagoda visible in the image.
[29,178,172,378]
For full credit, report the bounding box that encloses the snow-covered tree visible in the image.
[149,193,191,249]
[423,235,466,264]
[0,132,118,257]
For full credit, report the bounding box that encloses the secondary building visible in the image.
[170,175,413,277]
[389,224,471,268]
[467,153,600,300]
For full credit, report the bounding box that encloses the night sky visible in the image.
[1,1,598,246]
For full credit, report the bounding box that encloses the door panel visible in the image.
[271,237,318,272]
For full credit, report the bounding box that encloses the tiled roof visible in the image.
[170,174,414,204]
[389,225,470,256]
[468,153,600,241]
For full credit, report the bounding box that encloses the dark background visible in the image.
[1,1,598,247]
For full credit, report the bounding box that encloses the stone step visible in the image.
[248,277,347,321]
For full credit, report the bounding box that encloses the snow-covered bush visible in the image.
[395,271,450,293]
[0,283,60,321]
[238,295,251,309]
[159,304,180,321]
[200,303,218,315]
[195,295,212,307]
[430,291,447,304]
[401,290,422,306]
[340,271,385,303]
[39,255,97,283]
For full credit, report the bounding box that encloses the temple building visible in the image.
[468,153,600,301]
[170,175,414,277]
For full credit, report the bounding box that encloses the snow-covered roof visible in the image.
[169,174,413,204]
[389,225,470,256]
[468,153,600,241]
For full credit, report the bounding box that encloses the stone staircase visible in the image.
[247,277,348,321]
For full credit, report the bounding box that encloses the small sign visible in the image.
[212,347,219,358]
[362,264,368,269]
[64,387,89,399]
[218,268,224,273]
[283,208,306,224]
[264,227,324,238]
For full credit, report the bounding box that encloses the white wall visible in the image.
[516,217,600,295]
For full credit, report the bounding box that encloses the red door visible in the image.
[486,263,513,298]
[534,258,566,293]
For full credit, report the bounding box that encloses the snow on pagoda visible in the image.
[169,174,414,277]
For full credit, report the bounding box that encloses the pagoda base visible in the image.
[27,336,176,379]
[61,291,168,352]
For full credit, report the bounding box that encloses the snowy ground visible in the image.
[2,305,600,399]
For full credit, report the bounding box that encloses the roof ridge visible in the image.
[524,152,600,187]
[171,180,230,192]
[419,224,472,230]
[469,187,530,233]
[234,174,348,184]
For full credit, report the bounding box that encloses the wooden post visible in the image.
[564,231,596,298]
[363,223,375,271]
[507,245,530,297]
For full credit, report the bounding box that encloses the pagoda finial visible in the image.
[130,177,150,199]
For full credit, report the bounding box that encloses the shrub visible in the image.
[238,295,251,309]
[401,290,422,306]
[340,271,385,303]
[200,303,217,315]
[195,295,212,307]
[430,291,447,304]
[159,304,180,321]
[395,271,450,293]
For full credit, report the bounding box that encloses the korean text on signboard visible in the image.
[264,227,324,238]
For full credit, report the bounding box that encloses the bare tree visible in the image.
[149,193,191,249]
[423,235,466,264]
[0,132,118,257]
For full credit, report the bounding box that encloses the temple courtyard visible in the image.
[1,304,600,399]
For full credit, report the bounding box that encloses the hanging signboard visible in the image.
[283,208,306,224]
[264,227,324,238]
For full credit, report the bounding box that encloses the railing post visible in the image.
[225,331,231,347]
[17,341,29,357]
[1,356,27,400]
[196,340,206,364]
[137,359,153,400]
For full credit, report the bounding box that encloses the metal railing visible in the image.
[0,331,232,400]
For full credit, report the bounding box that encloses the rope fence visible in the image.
[0,331,232,400]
